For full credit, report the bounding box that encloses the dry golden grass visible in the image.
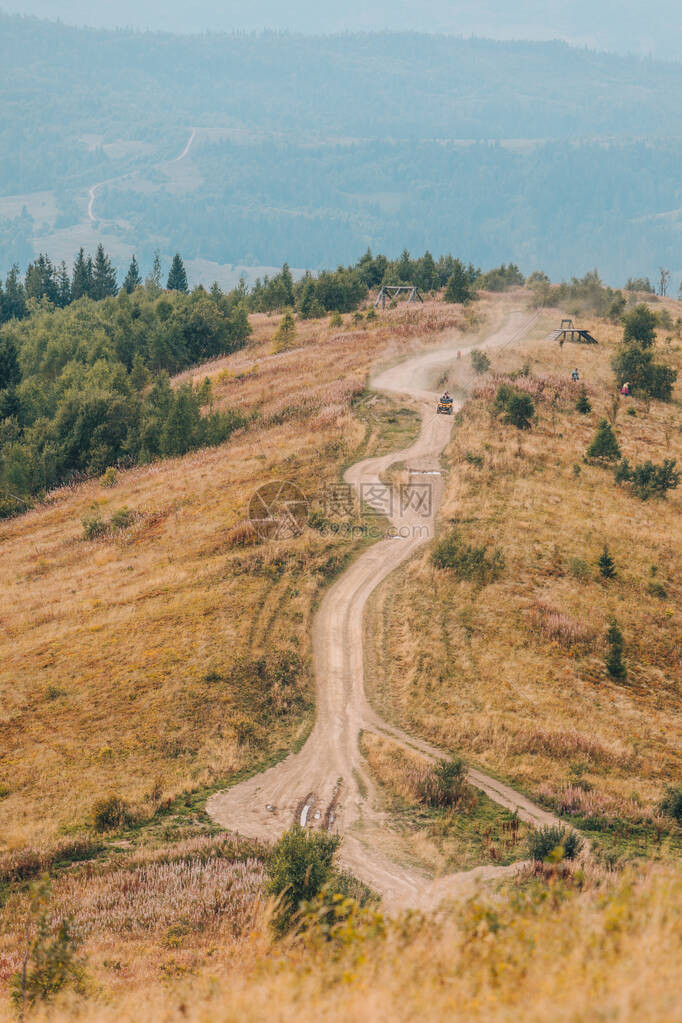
[0,294,680,1021]
[1,859,679,1022]
[0,299,485,848]
[368,307,682,826]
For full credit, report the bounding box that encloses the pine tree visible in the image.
[25,254,58,304]
[147,250,163,291]
[56,262,71,308]
[444,260,472,304]
[576,386,591,413]
[279,263,295,306]
[2,265,27,321]
[272,310,296,352]
[167,253,189,293]
[605,619,626,679]
[417,250,437,292]
[598,544,616,579]
[91,244,118,300]
[71,249,93,301]
[123,255,142,294]
[0,335,20,390]
[398,248,413,283]
[586,419,621,463]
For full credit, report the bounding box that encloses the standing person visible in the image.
[621,381,630,396]
[571,368,580,382]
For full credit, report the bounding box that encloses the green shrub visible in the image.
[92,795,132,833]
[605,619,627,680]
[110,507,135,531]
[622,304,657,347]
[568,556,590,582]
[658,785,682,824]
[494,384,534,430]
[329,310,343,327]
[100,467,119,488]
[586,419,621,463]
[418,758,470,808]
[528,825,583,862]
[272,309,297,352]
[366,307,378,321]
[268,827,341,935]
[0,783,9,799]
[464,451,484,467]
[614,457,680,500]
[470,349,491,374]
[503,392,535,430]
[431,528,505,583]
[612,344,677,400]
[82,514,107,540]
[10,878,86,1012]
[647,581,667,599]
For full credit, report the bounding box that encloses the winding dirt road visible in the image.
[87,128,196,223]
[208,309,563,909]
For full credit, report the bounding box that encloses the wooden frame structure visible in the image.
[375,285,424,309]
[547,318,599,345]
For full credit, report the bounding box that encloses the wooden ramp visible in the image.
[547,318,598,344]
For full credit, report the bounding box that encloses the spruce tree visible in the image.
[279,263,295,306]
[598,544,616,579]
[576,385,591,413]
[444,260,472,303]
[0,335,20,390]
[147,251,162,291]
[167,253,189,293]
[123,255,142,294]
[272,310,296,352]
[56,262,71,308]
[71,248,93,301]
[25,254,58,304]
[91,244,118,300]
[586,419,621,463]
[605,619,626,680]
[2,265,26,321]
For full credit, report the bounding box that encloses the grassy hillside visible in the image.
[0,290,679,1020]
[0,299,468,846]
[368,301,682,863]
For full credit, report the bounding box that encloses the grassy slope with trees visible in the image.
[0,274,680,1019]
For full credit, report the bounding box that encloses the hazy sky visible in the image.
[3,0,681,57]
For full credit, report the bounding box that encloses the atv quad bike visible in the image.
[437,396,454,415]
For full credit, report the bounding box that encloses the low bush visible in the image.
[658,785,682,824]
[418,758,470,809]
[10,879,86,1012]
[100,466,119,488]
[614,457,680,500]
[470,349,491,374]
[431,528,505,583]
[92,795,133,833]
[528,825,583,862]
[494,383,535,429]
[268,827,341,935]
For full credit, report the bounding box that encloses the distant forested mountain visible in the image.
[1,13,682,284]
[5,1,682,59]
